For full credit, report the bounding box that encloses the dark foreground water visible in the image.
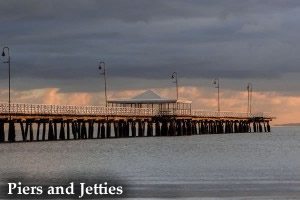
[0,127,300,199]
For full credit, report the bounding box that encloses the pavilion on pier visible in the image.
[108,90,192,115]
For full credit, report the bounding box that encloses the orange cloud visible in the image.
[0,86,299,125]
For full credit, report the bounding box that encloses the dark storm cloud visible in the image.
[1,0,300,92]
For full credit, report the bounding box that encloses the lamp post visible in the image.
[98,61,107,107]
[213,78,220,113]
[247,83,253,115]
[1,47,11,120]
[171,72,179,100]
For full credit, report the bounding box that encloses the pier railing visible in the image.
[192,110,273,119]
[0,102,272,119]
[0,103,154,117]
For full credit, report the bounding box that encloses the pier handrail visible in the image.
[0,102,156,117]
[192,110,273,119]
[0,102,272,119]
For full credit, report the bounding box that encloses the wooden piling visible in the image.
[66,122,70,140]
[0,121,5,142]
[59,122,65,140]
[155,121,160,136]
[48,121,54,141]
[101,122,106,138]
[36,122,41,141]
[8,122,16,142]
[42,122,46,141]
[106,122,111,138]
[20,122,25,141]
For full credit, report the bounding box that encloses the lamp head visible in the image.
[171,72,177,79]
[1,51,5,57]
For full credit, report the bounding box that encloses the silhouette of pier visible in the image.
[0,101,273,143]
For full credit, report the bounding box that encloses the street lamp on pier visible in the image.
[1,47,11,120]
[213,78,220,113]
[98,61,108,107]
[247,83,253,115]
[171,72,179,100]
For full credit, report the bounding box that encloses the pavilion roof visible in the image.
[108,90,192,104]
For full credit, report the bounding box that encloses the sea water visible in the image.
[0,127,300,199]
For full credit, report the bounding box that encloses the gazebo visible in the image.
[108,90,192,115]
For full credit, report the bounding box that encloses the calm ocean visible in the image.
[0,126,300,199]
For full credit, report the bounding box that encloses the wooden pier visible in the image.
[0,102,273,143]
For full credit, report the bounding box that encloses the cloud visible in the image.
[0,0,300,129]
[0,86,298,124]
[0,88,93,106]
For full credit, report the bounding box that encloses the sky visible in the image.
[1,0,300,124]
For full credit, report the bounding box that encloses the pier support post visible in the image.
[267,121,271,132]
[186,120,191,135]
[59,122,65,140]
[8,121,15,142]
[230,121,234,133]
[204,121,208,134]
[234,121,238,133]
[29,122,33,141]
[20,122,25,141]
[182,121,187,135]
[106,122,111,138]
[48,121,54,141]
[154,122,160,136]
[161,121,168,136]
[88,121,94,139]
[66,122,70,140]
[125,121,130,137]
[77,122,81,139]
[238,121,242,133]
[36,122,41,141]
[131,121,136,137]
[141,121,145,136]
[259,122,263,133]
[114,121,119,138]
[121,121,125,137]
[81,122,87,139]
[207,121,211,134]
[147,121,153,136]
[219,121,224,134]
[198,121,202,134]
[101,122,106,138]
[169,121,176,136]
[54,122,58,140]
[226,121,230,133]
[208,121,212,134]
[253,122,256,133]
[193,121,197,135]
[0,121,5,142]
[138,121,143,137]
[97,122,101,139]
[195,121,199,135]
[176,120,182,136]
[42,122,46,141]
[199,121,204,134]
[71,122,77,139]
[24,122,29,141]
[145,121,149,137]
[263,122,267,132]
[118,120,124,138]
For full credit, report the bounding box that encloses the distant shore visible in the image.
[274,123,300,127]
